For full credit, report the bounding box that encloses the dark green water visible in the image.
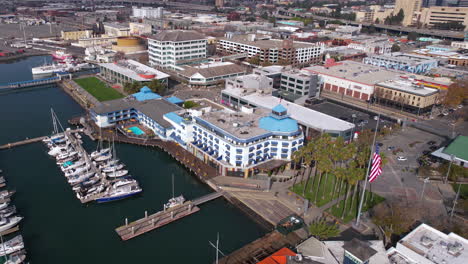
[0,56,265,263]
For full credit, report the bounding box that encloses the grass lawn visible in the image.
[75,77,124,102]
[327,191,385,223]
[290,173,347,207]
[452,183,468,200]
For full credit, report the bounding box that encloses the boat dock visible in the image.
[115,191,224,241]
[63,131,109,204]
[0,129,82,150]
[0,136,48,150]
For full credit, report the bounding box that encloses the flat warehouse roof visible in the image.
[99,60,170,82]
[222,88,354,132]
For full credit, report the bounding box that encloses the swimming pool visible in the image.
[129,126,145,136]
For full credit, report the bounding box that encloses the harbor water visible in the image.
[0,56,265,263]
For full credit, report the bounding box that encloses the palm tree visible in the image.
[349,167,366,216]
[292,146,307,186]
[308,217,341,240]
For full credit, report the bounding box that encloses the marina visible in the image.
[0,55,265,263]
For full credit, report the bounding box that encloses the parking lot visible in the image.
[372,126,449,203]
[307,99,391,131]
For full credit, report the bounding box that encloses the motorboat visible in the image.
[0,190,15,200]
[112,179,136,189]
[95,182,142,203]
[61,160,85,172]
[3,250,26,264]
[56,151,78,161]
[56,155,80,166]
[106,169,128,178]
[0,216,23,233]
[90,148,110,159]
[0,206,16,218]
[0,235,24,257]
[0,203,8,211]
[68,172,95,185]
[101,163,124,173]
[76,184,106,200]
[51,50,73,61]
[64,164,91,177]
[164,195,185,210]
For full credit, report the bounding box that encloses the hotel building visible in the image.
[90,90,304,178]
[148,30,207,70]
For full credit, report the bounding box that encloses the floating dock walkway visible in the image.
[115,191,224,241]
[0,128,81,150]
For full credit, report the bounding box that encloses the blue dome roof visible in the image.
[272,104,287,113]
[132,86,162,101]
[259,116,298,133]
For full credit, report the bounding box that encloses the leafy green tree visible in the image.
[248,56,260,65]
[308,218,340,240]
[183,100,199,109]
[407,31,419,41]
[147,79,165,95]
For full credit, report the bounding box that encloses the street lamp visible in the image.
[350,114,357,141]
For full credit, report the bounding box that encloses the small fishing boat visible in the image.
[0,216,23,233]
[0,236,24,257]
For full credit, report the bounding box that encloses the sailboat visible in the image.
[94,179,142,203]
[43,108,67,145]
[104,139,128,178]
[164,174,185,210]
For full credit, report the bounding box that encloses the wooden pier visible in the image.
[115,191,224,241]
[115,202,200,241]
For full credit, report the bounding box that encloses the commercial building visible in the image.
[373,79,439,114]
[363,52,438,74]
[217,33,325,66]
[148,30,207,70]
[73,36,117,48]
[297,237,390,264]
[448,55,468,66]
[451,41,468,49]
[132,6,163,19]
[355,5,394,23]
[129,22,152,35]
[280,69,319,97]
[111,37,146,54]
[432,135,468,167]
[104,23,130,37]
[61,29,93,41]
[394,0,423,26]
[225,74,273,92]
[387,223,467,264]
[177,61,247,88]
[253,65,284,89]
[420,6,468,28]
[189,105,304,177]
[221,86,355,140]
[98,59,170,86]
[304,60,401,101]
[347,36,393,55]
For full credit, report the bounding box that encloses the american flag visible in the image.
[369,144,382,183]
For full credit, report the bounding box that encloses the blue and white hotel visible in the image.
[91,88,304,178]
[187,104,304,177]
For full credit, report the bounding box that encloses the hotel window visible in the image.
[236,149,243,154]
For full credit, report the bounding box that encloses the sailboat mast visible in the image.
[172,174,175,199]
[51,108,58,134]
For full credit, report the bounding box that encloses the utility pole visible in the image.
[420,178,429,201]
[450,183,461,222]
[444,154,454,184]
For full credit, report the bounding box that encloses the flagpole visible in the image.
[355,113,381,227]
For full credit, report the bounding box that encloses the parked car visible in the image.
[397,156,408,161]
[429,145,438,151]
[388,146,395,150]
[457,105,463,109]
[427,141,436,145]
[377,143,384,147]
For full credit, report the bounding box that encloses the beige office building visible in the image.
[394,0,422,26]
[61,30,93,41]
[419,7,468,28]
